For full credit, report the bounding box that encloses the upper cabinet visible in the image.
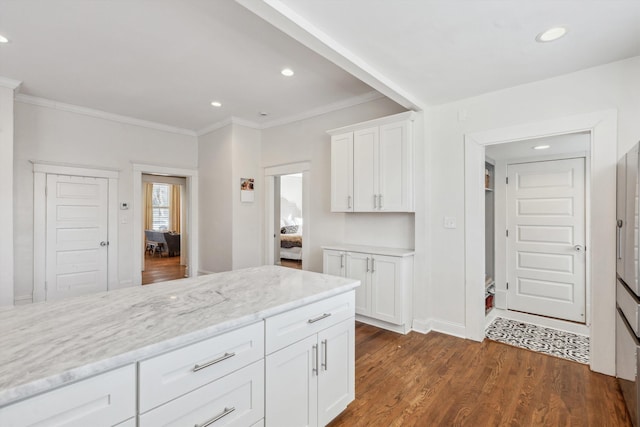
[328,111,416,213]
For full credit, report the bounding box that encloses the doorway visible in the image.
[141,174,187,285]
[264,162,311,270]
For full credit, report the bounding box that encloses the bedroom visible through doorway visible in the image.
[278,173,303,269]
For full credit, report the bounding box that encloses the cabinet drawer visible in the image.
[0,364,135,427]
[139,360,264,427]
[139,322,264,413]
[265,291,355,354]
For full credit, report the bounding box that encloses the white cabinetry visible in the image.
[323,245,414,334]
[0,365,135,427]
[265,292,355,427]
[328,112,415,213]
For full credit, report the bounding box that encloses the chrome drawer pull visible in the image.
[193,352,236,372]
[308,313,332,323]
[195,406,235,427]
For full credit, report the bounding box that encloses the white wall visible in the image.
[198,125,233,273]
[0,86,15,307]
[261,97,409,273]
[231,124,262,270]
[424,56,640,342]
[13,101,198,302]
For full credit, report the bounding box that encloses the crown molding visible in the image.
[0,76,22,91]
[260,91,385,129]
[15,94,197,137]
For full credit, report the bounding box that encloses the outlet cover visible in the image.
[443,216,457,229]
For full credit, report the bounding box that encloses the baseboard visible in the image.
[198,269,216,275]
[430,319,467,339]
[14,294,33,305]
[411,318,432,334]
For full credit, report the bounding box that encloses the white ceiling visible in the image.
[253,0,640,107]
[0,0,376,132]
[1,1,639,133]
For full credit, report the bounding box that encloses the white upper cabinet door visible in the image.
[617,156,627,277]
[625,147,640,294]
[330,133,354,212]
[353,127,379,212]
[345,252,371,316]
[378,121,412,212]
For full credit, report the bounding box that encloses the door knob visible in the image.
[100,241,108,247]
[574,245,585,252]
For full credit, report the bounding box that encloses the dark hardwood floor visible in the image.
[329,322,631,427]
[142,253,186,285]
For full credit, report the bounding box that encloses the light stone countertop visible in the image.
[0,266,359,407]
[321,244,415,257]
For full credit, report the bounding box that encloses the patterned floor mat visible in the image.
[485,317,589,364]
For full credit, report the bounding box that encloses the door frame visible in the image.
[33,162,119,302]
[264,162,311,270]
[464,110,617,375]
[132,163,199,286]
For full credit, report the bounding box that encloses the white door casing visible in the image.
[506,158,586,322]
[46,174,109,300]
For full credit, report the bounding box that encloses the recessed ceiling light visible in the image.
[281,68,294,77]
[0,34,9,44]
[211,101,222,107]
[533,145,551,150]
[536,27,567,43]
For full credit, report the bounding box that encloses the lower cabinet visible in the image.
[323,246,414,333]
[0,364,135,427]
[265,291,356,427]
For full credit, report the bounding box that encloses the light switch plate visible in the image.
[443,216,457,229]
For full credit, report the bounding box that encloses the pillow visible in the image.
[281,225,299,234]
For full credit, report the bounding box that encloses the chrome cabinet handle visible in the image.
[373,194,377,209]
[308,313,332,323]
[618,219,623,260]
[371,258,376,273]
[379,194,383,209]
[366,257,370,272]
[347,195,352,209]
[322,339,328,370]
[340,253,344,269]
[195,407,235,427]
[312,344,318,375]
[193,352,236,372]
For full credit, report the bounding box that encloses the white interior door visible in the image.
[506,158,586,322]
[46,174,109,300]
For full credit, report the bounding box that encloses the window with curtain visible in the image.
[152,183,170,230]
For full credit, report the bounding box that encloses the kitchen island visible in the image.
[0,266,358,426]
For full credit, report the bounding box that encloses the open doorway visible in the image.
[264,162,311,270]
[484,133,590,324]
[278,173,303,269]
[141,174,187,285]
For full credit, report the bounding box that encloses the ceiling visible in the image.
[1,1,639,134]
[485,132,590,161]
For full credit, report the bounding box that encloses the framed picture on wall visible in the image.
[240,178,254,202]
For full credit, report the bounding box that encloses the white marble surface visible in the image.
[0,266,358,407]
[321,244,415,257]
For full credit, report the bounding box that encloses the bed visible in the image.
[280,225,302,260]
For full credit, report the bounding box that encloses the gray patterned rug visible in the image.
[485,317,589,364]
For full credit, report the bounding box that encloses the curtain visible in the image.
[170,185,181,233]
[144,182,154,230]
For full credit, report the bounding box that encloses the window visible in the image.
[152,183,170,230]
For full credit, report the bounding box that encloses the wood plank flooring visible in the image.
[280,259,302,270]
[141,253,186,285]
[328,323,631,427]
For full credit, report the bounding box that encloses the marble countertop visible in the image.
[321,244,415,257]
[0,266,359,407]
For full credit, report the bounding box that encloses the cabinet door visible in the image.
[345,252,371,316]
[318,319,355,427]
[266,335,318,427]
[331,133,354,212]
[323,250,346,277]
[618,156,626,277]
[353,127,378,212]
[625,147,640,293]
[370,255,403,325]
[378,121,412,212]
